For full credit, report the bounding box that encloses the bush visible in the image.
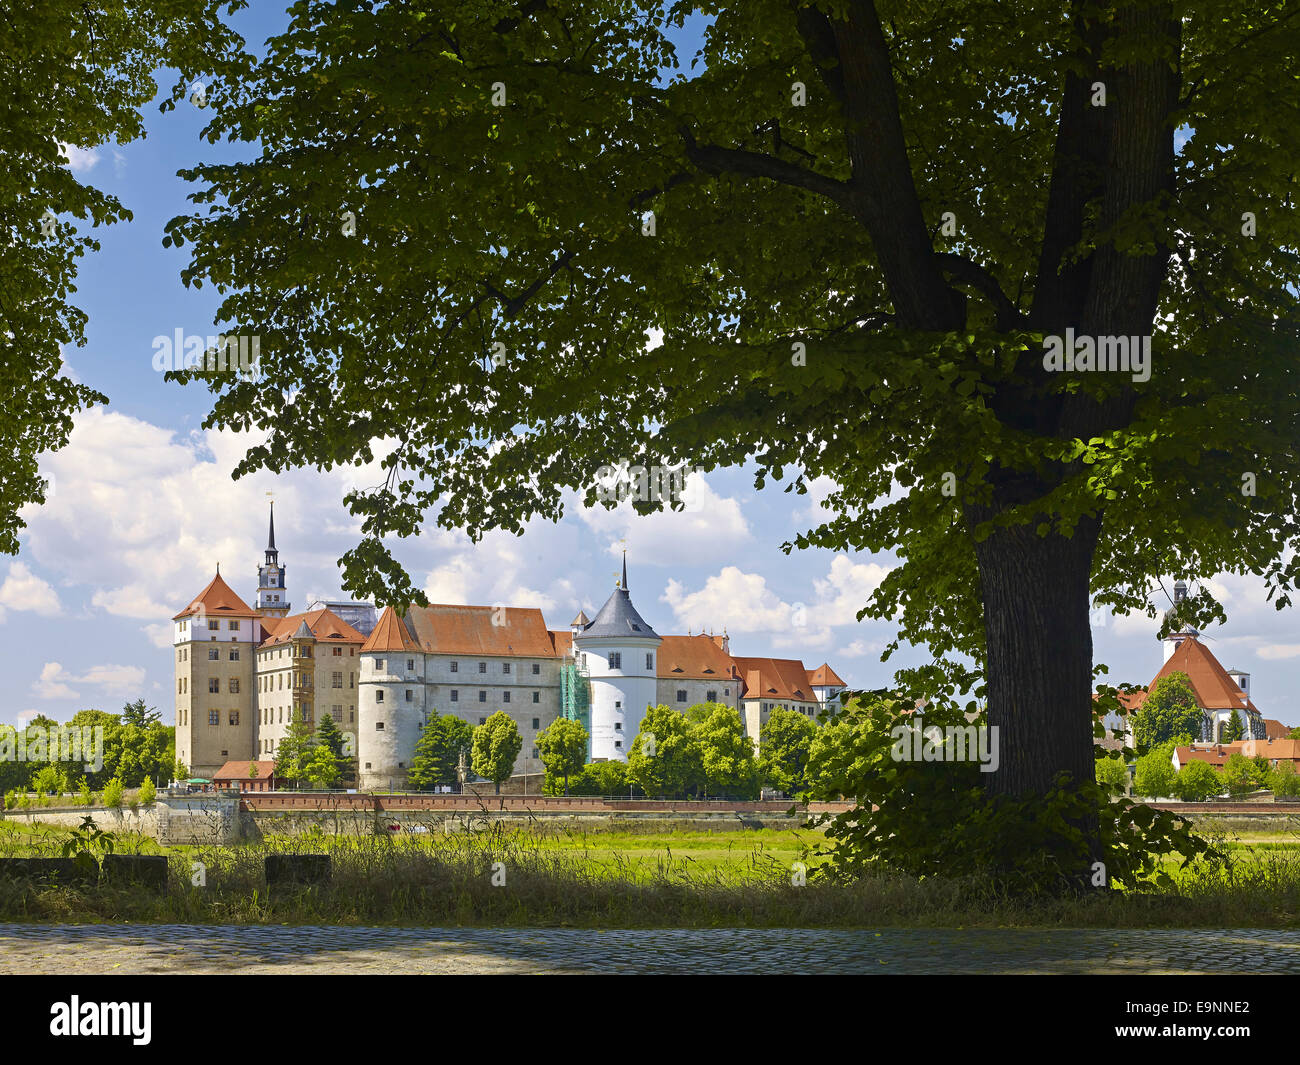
[811,686,1216,893]
[1095,754,1129,795]
[1133,743,1178,799]
[101,777,124,809]
[138,777,156,804]
[77,780,93,806]
[1269,761,1300,798]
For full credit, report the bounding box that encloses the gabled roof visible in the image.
[577,587,660,641]
[260,608,367,647]
[1264,718,1293,741]
[213,759,278,781]
[361,605,423,654]
[1179,739,1300,768]
[571,610,590,627]
[401,604,560,657]
[1140,636,1258,713]
[732,657,818,704]
[655,634,738,681]
[173,572,259,620]
[809,663,846,687]
[549,630,574,657]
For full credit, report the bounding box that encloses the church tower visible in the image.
[256,503,290,617]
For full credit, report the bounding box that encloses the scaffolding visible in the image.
[560,657,591,756]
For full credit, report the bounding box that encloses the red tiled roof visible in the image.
[549,630,573,657]
[360,605,423,654]
[1264,718,1293,741]
[1176,738,1300,768]
[173,572,259,620]
[656,634,739,681]
[809,662,845,687]
[400,604,559,658]
[213,760,277,781]
[1132,637,1258,713]
[261,608,367,647]
[732,657,818,704]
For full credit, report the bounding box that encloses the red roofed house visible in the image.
[213,759,279,792]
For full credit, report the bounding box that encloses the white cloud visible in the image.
[0,562,61,621]
[662,566,792,634]
[59,143,100,172]
[91,584,173,620]
[32,661,145,701]
[811,554,891,627]
[1257,644,1300,661]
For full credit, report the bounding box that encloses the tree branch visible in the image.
[677,125,857,211]
[936,253,1024,330]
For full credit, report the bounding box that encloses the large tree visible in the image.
[1131,672,1204,748]
[0,1,243,554]
[163,1,1300,848]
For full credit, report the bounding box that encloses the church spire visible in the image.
[622,549,628,592]
[267,502,277,554]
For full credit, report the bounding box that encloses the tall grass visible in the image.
[0,819,1298,928]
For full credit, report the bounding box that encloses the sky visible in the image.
[5,6,1300,731]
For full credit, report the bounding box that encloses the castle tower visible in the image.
[172,570,259,778]
[574,552,661,761]
[1161,579,1200,663]
[357,606,426,791]
[256,503,290,617]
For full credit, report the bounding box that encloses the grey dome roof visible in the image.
[577,587,659,641]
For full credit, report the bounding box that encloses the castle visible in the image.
[172,507,847,789]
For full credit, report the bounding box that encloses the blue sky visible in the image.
[5,5,1299,730]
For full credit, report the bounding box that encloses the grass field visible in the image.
[2,818,1300,928]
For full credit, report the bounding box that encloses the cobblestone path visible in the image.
[0,925,1298,974]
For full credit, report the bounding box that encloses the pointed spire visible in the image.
[622,548,628,592]
[267,501,277,552]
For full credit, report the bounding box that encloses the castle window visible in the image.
[209,678,220,693]
[531,663,540,675]
[615,722,622,731]
[707,691,717,703]
[230,648,240,661]
[614,740,622,750]
[478,691,486,703]
[609,652,621,669]
[229,621,239,630]
[208,620,220,631]
[503,692,511,703]
[503,662,511,674]
[350,673,354,688]
[332,672,343,688]
[724,688,730,696]
[450,690,459,702]
[332,706,342,721]
[229,710,240,726]
[178,680,183,694]
[375,659,385,671]
[478,662,486,674]
[408,659,415,671]
[365,762,371,769]
[451,661,458,673]
[406,690,413,702]
[376,690,384,702]
[532,692,539,704]
[646,654,653,670]
[229,679,240,694]
[532,718,540,730]
[333,646,342,656]
[209,648,219,661]
[208,710,219,725]
[676,690,687,703]
[376,722,385,730]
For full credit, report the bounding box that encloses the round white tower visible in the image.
[574,554,661,762]
[357,606,425,790]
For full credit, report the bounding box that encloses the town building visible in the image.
[172,511,846,786]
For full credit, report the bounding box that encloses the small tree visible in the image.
[471,712,522,795]
[101,777,124,809]
[627,705,701,799]
[1132,674,1206,750]
[686,703,759,799]
[757,706,818,796]
[248,761,259,780]
[1269,761,1300,799]
[138,777,156,804]
[1222,712,1245,743]
[1095,755,1129,797]
[1132,744,1178,800]
[535,718,589,796]
[303,744,342,790]
[174,760,189,783]
[1220,752,1259,796]
[275,716,317,789]
[77,779,93,806]
[1173,759,1222,802]
[409,713,475,791]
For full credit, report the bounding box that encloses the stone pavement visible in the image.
[0,924,1298,974]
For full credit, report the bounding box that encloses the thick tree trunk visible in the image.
[969,513,1101,801]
